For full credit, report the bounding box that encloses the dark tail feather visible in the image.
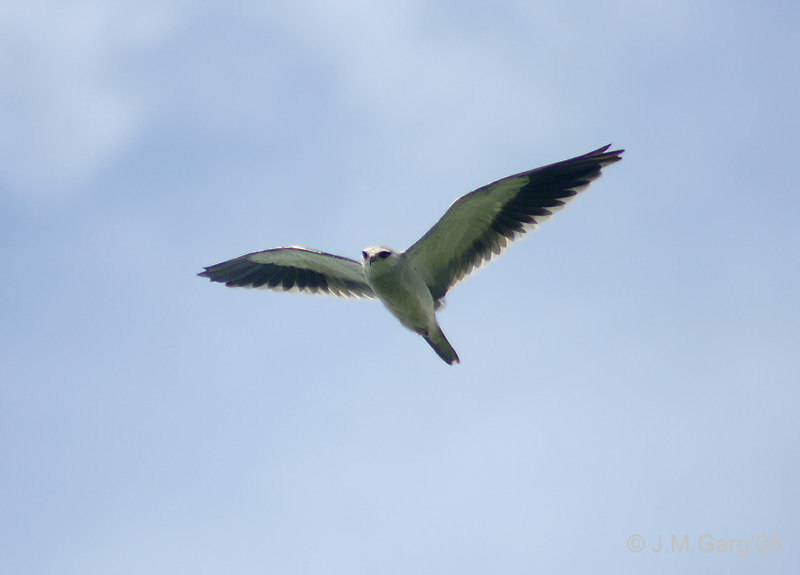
[423,326,460,365]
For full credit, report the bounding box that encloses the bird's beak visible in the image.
[369,255,377,264]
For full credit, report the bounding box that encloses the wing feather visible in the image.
[405,145,623,301]
[199,247,374,299]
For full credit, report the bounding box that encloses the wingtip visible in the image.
[592,144,624,166]
[582,144,624,164]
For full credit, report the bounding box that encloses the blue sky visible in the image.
[1,1,798,573]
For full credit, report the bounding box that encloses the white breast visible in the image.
[364,255,436,335]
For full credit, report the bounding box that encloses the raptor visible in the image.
[199,145,624,364]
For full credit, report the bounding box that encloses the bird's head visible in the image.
[361,246,396,267]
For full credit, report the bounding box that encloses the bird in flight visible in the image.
[199,145,623,364]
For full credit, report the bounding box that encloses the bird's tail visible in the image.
[423,325,460,365]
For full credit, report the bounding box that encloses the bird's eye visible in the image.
[362,251,368,259]
[378,251,390,259]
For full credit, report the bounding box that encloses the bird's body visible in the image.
[361,246,459,364]
[199,145,624,364]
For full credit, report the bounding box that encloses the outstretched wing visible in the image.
[199,247,375,299]
[404,145,624,301]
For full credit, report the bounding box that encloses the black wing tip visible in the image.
[590,144,625,163]
[198,266,230,283]
[198,267,219,280]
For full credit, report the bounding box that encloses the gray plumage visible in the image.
[199,144,624,364]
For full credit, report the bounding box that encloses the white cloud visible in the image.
[0,0,183,202]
